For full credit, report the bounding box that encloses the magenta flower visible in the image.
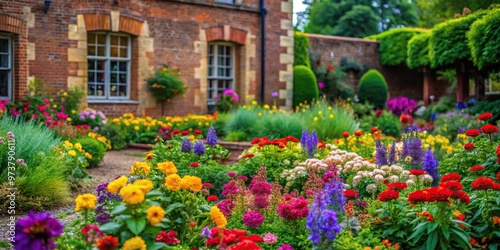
[318,82,325,89]
[263,233,278,244]
[14,211,63,250]
[223,88,239,102]
[278,244,294,250]
[242,210,265,228]
[271,91,279,98]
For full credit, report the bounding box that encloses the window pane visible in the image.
[110,61,118,72]
[110,47,118,57]
[88,33,96,44]
[97,72,105,83]
[0,70,8,97]
[87,72,95,83]
[119,48,127,58]
[96,84,105,96]
[88,84,96,96]
[120,36,128,46]
[118,85,127,96]
[110,84,118,96]
[0,39,8,53]
[119,61,127,71]
[119,73,127,83]
[97,34,106,45]
[97,46,106,56]
[226,68,231,76]
[0,55,8,68]
[88,45,96,56]
[96,61,105,71]
[110,73,117,83]
[110,35,119,46]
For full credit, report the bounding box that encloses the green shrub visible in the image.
[294,32,311,67]
[259,113,305,140]
[75,137,105,168]
[224,108,262,141]
[99,123,128,150]
[211,113,229,139]
[225,130,248,142]
[375,111,401,138]
[407,31,432,69]
[467,8,500,69]
[357,69,388,109]
[293,65,319,108]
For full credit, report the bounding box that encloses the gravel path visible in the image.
[0,148,148,246]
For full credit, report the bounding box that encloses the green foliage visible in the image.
[359,110,402,138]
[224,108,261,141]
[75,137,106,168]
[407,31,432,69]
[211,112,229,138]
[357,69,388,109]
[339,57,370,75]
[225,130,248,142]
[417,0,498,28]
[467,99,500,124]
[429,11,487,68]
[293,65,319,108]
[467,7,500,69]
[422,96,456,121]
[99,123,129,150]
[259,113,306,140]
[433,111,477,141]
[309,52,355,102]
[366,28,427,66]
[146,64,187,102]
[333,5,380,37]
[294,32,311,68]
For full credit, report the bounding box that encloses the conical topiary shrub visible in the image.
[293,65,319,108]
[357,69,388,109]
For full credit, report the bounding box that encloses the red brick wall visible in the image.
[0,0,288,117]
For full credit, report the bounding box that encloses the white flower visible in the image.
[388,175,399,183]
[366,184,377,193]
[406,180,415,186]
[374,175,384,183]
[421,174,433,184]
[283,159,291,165]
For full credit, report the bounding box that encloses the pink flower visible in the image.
[242,210,264,228]
[263,233,278,244]
[37,105,46,112]
[318,82,325,89]
[276,196,309,220]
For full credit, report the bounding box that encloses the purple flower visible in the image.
[14,211,63,250]
[401,134,424,166]
[423,147,439,186]
[318,82,325,89]
[222,180,239,197]
[242,210,265,228]
[193,140,206,156]
[206,126,218,146]
[226,171,237,178]
[200,226,211,238]
[388,141,396,165]
[250,181,273,195]
[95,212,110,224]
[386,96,418,116]
[271,91,279,98]
[300,129,317,158]
[278,244,294,250]
[375,140,388,166]
[79,115,85,121]
[223,88,239,102]
[238,175,248,181]
[216,199,235,217]
[181,138,192,152]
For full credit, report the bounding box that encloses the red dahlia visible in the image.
[194,129,202,135]
[250,137,261,144]
[469,165,485,172]
[96,235,119,250]
[343,189,358,199]
[408,190,429,203]
[371,127,379,133]
[190,162,200,168]
[387,182,408,191]
[471,177,496,190]
[181,130,189,136]
[494,183,500,191]
[440,180,463,191]
[342,132,350,138]
[441,172,461,182]
[450,190,470,204]
[481,124,499,134]
[463,143,475,151]
[378,190,399,202]
[172,129,181,135]
[465,129,481,137]
[409,169,426,176]
[478,112,493,121]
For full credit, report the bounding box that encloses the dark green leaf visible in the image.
[126,218,146,235]
[426,231,438,250]
[111,204,128,215]
[99,222,122,234]
[165,202,185,214]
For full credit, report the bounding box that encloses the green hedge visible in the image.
[294,32,311,68]
[365,28,427,66]
[407,31,432,69]
[293,65,319,108]
[429,11,487,68]
[357,69,388,109]
[467,8,500,70]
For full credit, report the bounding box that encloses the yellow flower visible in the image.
[53,104,57,108]
[251,100,257,105]
[68,150,76,157]
[67,117,72,122]
[134,126,140,131]
[258,112,262,117]
[157,161,177,176]
[318,111,323,115]
[313,117,318,122]
[165,174,182,191]
[64,141,73,147]
[107,176,128,194]
[210,206,227,228]
[122,236,146,250]
[74,194,97,212]
[180,175,203,192]
[74,143,83,152]
[133,179,154,194]
[71,110,76,114]
[130,162,150,176]
[120,184,145,205]
[63,92,68,96]
[85,152,92,159]
[146,206,165,225]
[329,114,334,118]
[263,104,270,109]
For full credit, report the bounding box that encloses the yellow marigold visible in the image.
[210,206,227,229]
[107,176,128,194]
[75,193,97,212]
[134,126,140,131]
[85,152,92,159]
[180,175,203,192]
[74,143,83,152]
[120,184,145,205]
[146,206,165,225]
[64,141,73,147]
[130,162,151,176]
[122,236,146,250]
[165,174,182,191]
[157,161,178,176]
[133,179,154,194]
[68,150,77,157]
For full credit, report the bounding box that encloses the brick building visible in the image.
[0,0,294,117]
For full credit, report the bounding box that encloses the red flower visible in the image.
[465,128,480,137]
[181,130,189,136]
[469,165,485,172]
[387,182,408,191]
[342,132,350,138]
[441,172,461,182]
[250,137,261,144]
[478,112,493,121]
[172,129,181,135]
[427,215,434,222]
[243,153,255,159]
[190,162,200,168]
[400,114,412,124]
[202,182,212,188]
[408,190,429,203]
[207,195,219,202]
[156,230,180,245]
[354,130,363,137]
[450,190,470,204]
[285,136,299,142]
[471,177,496,190]
[463,143,475,151]
[496,172,500,182]
[496,144,500,156]
[194,129,202,135]
[427,186,453,202]
[409,169,426,176]
[371,127,378,133]
[96,236,119,250]
[375,109,383,117]
[440,180,463,191]
[481,124,499,134]
[343,189,358,199]
[378,190,399,202]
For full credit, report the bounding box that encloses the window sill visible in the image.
[87,99,139,105]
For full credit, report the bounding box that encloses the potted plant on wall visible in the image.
[146,64,188,115]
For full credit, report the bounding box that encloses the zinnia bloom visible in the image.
[119,184,145,204]
[465,128,480,137]
[354,130,362,136]
[378,190,399,202]
[133,179,154,194]
[343,189,358,199]
[155,230,180,245]
[122,236,146,250]
[14,211,63,250]
[96,235,119,250]
[242,210,265,228]
[481,124,499,134]
[408,190,429,203]
[440,180,463,191]
[471,177,496,190]
[463,143,474,151]
[75,193,97,211]
[387,182,408,191]
[210,206,227,228]
[107,176,128,194]
[400,114,411,124]
[81,224,102,243]
[427,186,453,202]
[147,206,165,225]
[157,161,177,176]
[165,174,182,191]
[341,132,350,138]
[189,162,200,168]
[278,243,294,250]
[207,195,219,202]
[441,172,461,182]
[180,175,203,192]
[469,165,485,172]
[478,112,493,121]
[409,169,426,176]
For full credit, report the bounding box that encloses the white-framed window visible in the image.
[87,32,131,99]
[485,71,500,95]
[208,43,235,105]
[217,0,235,4]
[0,35,12,100]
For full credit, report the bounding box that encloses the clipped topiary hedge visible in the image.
[294,32,311,68]
[365,28,427,66]
[467,8,500,70]
[293,65,319,108]
[357,69,388,109]
[406,31,432,69]
[429,11,487,68]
